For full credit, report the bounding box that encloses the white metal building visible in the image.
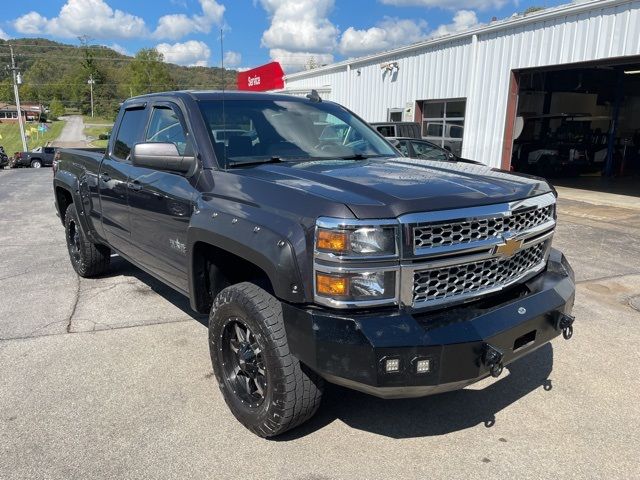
[280,0,640,173]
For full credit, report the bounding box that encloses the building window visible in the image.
[0,112,5,119]
[422,99,466,156]
[387,108,403,122]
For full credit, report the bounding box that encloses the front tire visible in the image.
[209,282,323,437]
[64,204,110,277]
[31,159,42,168]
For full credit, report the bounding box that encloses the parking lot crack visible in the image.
[66,274,81,334]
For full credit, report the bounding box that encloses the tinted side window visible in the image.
[146,107,191,155]
[396,140,410,156]
[411,141,448,161]
[112,108,147,161]
[376,126,394,137]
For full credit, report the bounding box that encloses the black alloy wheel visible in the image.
[219,317,268,407]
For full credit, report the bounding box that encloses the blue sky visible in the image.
[1,0,567,71]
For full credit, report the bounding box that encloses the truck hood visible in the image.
[233,157,553,219]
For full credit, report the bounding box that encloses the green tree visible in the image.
[129,48,174,96]
[523,6,545,15]
[49,98,65,119]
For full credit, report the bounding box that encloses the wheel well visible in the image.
[192,242,275,314]
[55,187,73,222]
[30,157,42,163]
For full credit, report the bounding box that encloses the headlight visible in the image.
[315,270,397,306]
[314,217,400,308]
[315,222,398,259]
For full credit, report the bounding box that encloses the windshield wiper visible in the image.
[227,156,283,168]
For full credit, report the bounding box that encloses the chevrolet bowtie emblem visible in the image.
[495,237,524,258]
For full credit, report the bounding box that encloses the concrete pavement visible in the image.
[1,169,639,479]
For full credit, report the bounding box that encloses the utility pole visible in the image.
[8,45,28,152]
[88,75,95,118]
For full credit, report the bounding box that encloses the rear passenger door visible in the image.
[127,103,197,292]
[99,105,148,254]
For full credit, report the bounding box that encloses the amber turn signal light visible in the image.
[316,229,348,253]
[316,273,348,296]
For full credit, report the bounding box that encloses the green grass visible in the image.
[0,121,64,155]
[84,125,112,148]
[82,114,115,125]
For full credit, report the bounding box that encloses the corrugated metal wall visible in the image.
[283,0,640,168]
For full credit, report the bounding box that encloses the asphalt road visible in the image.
[1,169,639,479]
[51,115,87,148]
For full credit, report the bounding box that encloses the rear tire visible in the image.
[64,204,110,277]
[31,159,42,168]
[209,282,324,437]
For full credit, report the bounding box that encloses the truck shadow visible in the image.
[104,255,209,326]
[277,343,554,440]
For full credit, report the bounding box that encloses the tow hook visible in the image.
[482,344,504,378]
[551,311,575,340]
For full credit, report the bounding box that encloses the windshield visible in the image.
[198,98,397,167]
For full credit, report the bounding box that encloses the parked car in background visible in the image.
[371,121,421,139]
[389,137,480,165]
[13,146,57,168]
[0,146,8,169]
[422,122,464,156]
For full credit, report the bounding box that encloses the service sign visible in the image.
[236,62,285,92]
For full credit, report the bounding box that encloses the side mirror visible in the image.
[131,142,195,174]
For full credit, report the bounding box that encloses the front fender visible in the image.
[187,205,308,307]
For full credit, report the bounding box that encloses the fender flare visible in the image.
[187,212,307,310]
[53,173,96,242]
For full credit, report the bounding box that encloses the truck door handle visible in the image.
[128,180,142,191]
[100,173,110,182]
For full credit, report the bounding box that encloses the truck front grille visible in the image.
[412,241,548,306]
[413,204,555,250]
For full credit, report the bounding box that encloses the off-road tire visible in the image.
[64,204,110,277]
[209,282,324,437]
[31,159,42,168]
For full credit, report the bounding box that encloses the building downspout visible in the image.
[346,63,351,108]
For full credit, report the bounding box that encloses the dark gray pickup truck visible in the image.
[54,91,576,437]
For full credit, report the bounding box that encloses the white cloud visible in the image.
[259,0,338,72]
[156,40,211,67]
[339,17,427,57]
[0,28,9,41]
[153,0,225,40]
[430,10,480,37]
[380,0,509,11]
[14,0,148,39]
[12,0,224,42]
[108,43,130,56]
[269,48,333,72]
[223,50,242,67]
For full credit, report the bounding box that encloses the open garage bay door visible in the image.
[507,58,640,196]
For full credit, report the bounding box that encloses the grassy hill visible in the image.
[0,121,64,156]
[0,38,237,120]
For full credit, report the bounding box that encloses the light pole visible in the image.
[8,45,28,152]
[88,75,95,118]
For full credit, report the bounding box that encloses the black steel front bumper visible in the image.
[282,249,575,399]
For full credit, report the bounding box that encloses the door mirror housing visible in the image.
[131,142,195,173]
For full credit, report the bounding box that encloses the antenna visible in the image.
[220,27,228,169]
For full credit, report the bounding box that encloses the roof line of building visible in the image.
[285,0,633,81]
